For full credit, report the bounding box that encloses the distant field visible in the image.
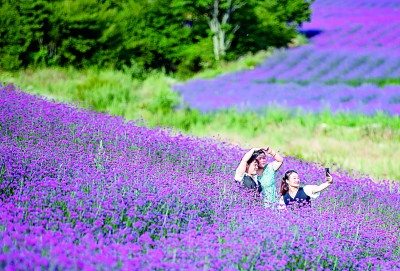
[174,2,400,115]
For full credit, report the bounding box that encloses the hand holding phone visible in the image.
[325,168,333,184]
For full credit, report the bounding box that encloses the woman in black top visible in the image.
[278,169,333,209]
[234,148,262,194]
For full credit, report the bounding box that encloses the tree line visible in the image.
[0,0,313,76]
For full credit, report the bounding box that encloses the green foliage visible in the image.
[0,2,32,70]
[0,0,313,75]
[231,0,313,56]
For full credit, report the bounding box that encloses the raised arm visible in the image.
[235,148,258,177]
[311,173,333,194]
[264,147,284,171]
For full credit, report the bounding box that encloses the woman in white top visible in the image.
[279,169,333,209]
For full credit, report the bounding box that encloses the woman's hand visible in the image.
[262,146,273,155]
[264,147,277,157]
[326,173,333,184]
[263,146,284,171]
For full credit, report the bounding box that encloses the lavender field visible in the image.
[174,0,400,115]
[1,84,400,270]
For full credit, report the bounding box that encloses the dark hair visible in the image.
[247,152,259,165]
[255,149,267,157]
[280,169,298,196]
[236,150,262,174]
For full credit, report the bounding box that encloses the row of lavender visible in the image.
[174,81,400,114]
[1,85,399,270]
[303,4,400,53]
[307,0,400,8]
[174,0,400,115]
[243,47,400,82]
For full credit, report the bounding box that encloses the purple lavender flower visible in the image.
[0,83,399,270]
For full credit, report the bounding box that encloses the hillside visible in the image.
[1,84,399,270]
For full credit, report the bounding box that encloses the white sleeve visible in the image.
[234,172,244,182]
[278,196,286,210]
[303,185,320,199]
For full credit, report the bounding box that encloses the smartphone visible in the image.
[325,167,330,176]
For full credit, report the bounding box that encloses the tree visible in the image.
[185,0,313,62]
[208,0,244,61]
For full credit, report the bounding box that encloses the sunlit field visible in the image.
[1,84,399,270]
[3,68,400,180]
